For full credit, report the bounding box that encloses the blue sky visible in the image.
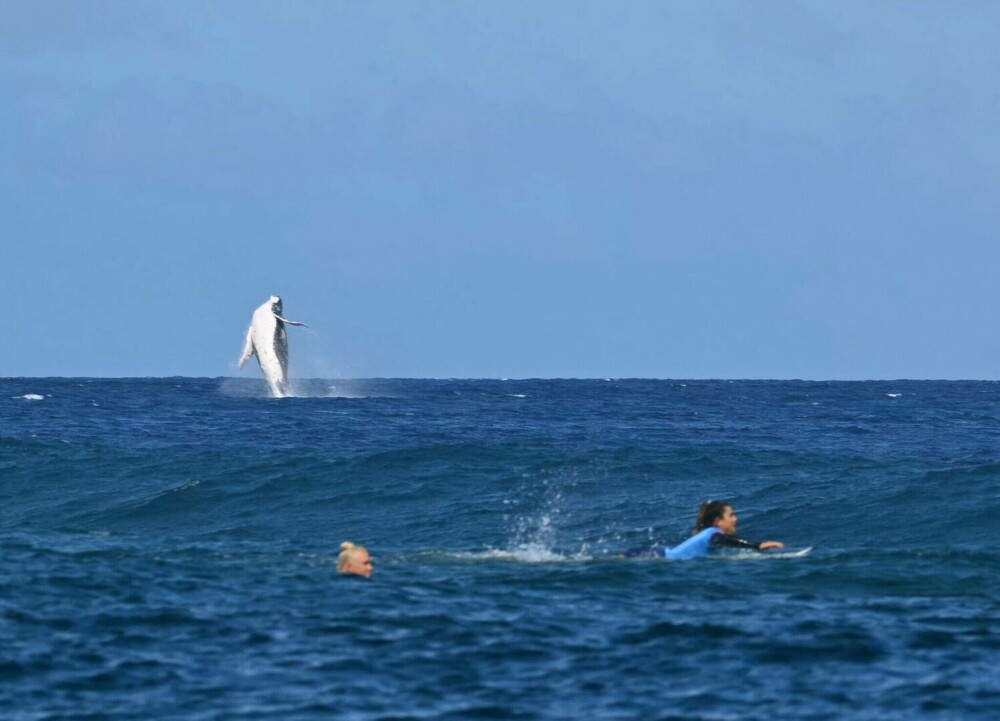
[3,2,999,379]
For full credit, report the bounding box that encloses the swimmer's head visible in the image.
[338,541,373,579]
[695,500,737,534]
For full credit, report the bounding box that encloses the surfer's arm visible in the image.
[237,326,255,368]
[711,534,783,551]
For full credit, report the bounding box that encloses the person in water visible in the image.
[625,500,784,559]
[338,541,373,578]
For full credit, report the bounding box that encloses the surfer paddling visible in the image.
[625,500,784,559]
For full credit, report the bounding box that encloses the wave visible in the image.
[0,431,991,553]
[4,379,999,565]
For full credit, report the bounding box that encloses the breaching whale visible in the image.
[238,295,308,398]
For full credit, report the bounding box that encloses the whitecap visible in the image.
[719,546,813,561]
[170,480,201,493]
[432,545,591,563]
[886,393,903,398]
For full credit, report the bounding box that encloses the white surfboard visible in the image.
[718,546,813,561]
[773,546,813,558]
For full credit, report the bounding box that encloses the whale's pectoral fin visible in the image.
[273,314,308,328]
[237,326,255,369]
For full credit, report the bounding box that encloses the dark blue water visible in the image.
[2,378,998,720]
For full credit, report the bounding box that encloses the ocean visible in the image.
[2,378,998,720]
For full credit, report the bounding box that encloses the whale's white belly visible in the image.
[239,296,303,398]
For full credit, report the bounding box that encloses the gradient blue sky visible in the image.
[3,2,998,379]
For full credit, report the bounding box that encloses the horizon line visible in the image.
[3,375,998,383]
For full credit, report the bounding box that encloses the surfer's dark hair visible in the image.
[695,500,731,533]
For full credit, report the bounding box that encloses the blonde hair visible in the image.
[338,541,368,572]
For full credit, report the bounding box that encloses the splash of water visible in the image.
[499,469,592,561]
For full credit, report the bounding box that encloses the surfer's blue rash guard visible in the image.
[665,528,765,558]
[662,527,720,559]
[623,528,764,559]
